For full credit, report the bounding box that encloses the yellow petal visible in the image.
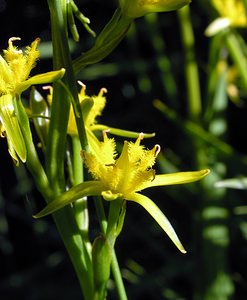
[86,87,107,126]
[141,169,210,190]
[15,68,65,94]
[33,181,105,218]
[3,37,40,85]
[0,94,26,163]
[127,192,186,253]
[0,55,14,94]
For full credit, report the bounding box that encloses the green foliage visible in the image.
[1,0,247,299]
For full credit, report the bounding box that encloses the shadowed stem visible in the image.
[177,5,202,122]
[44,0,93,299]
[94,197,128,300]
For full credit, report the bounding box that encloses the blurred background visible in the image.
[1,0,247,299]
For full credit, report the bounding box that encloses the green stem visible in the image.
[243,0,247,16]
[178,7,234,299]
[106,199,124,249]
[46,0,88,193]
[45,0,71,192]
[14,96,53,201]
[44,1,93,299]
[224,30,247,89]
[94,198,128,300]
[111,251,128,300]
[177,5,202,121]
[53,209,94,300]
[72,135,83,183]
[72,136,91,251]
[15,93,94,299]
[94,196,108,233]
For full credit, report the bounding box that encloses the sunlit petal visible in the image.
[0,94,26,163]
[34,181,105,218]
[126,192,186,253]
[140,169,210,190]
[16,69,65,94]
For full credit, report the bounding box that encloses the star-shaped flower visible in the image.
[34,132,209,253]
[0,37,64,163]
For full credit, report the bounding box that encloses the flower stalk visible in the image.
[0,0,213,299]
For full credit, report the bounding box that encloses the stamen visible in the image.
[135,132,144,146]
[77,80,86,89]
[8,37,22,54]
[42,86,53,105]
[102,129,110,140]
[77,80,86,97]
[42,85,52,92]
[99,87,107,97]
[139,132,144,140]
[154,144,161,157]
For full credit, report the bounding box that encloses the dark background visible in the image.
[1,0,247,299]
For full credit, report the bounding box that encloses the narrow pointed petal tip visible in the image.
[127,193,187,253]
[180,248,187,254]
[141,168,210,190]
[201,169,210,177]
[198,168,210,181]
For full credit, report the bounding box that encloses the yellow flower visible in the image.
[0,37,65,163]
[205,0,247,36]
[67,82,107,136]
[83,132,158,198]
[0,37,39,95]
[34,132,209,253]
[119,0,191,18]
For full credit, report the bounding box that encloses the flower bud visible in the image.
[119,0,191,18]
[92,235,112,298]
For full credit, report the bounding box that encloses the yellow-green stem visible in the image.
[224,30,247,90]
[177,5,202,121]
[45,1,93,299]
[94,197,128,300]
